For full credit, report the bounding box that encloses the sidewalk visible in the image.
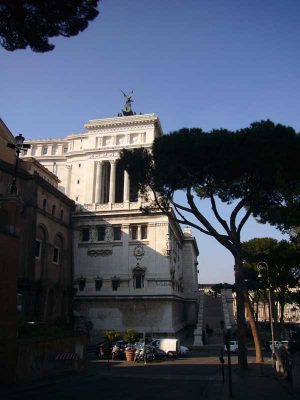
[223,362,299,400]
[1,354,300,400]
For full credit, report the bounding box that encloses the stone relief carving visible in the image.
[105,226,113,242]
[134,245,144,261]
[87,249,112,257]
[89,152,119,159]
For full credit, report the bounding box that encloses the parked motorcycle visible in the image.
[134,345,155,362]
[111,344,126,360]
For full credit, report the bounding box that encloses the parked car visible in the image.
[224,341,238,353]
[179,345,189,355]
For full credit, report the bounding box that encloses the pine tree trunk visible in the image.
[234,256,248,369]
[244,294,264,363]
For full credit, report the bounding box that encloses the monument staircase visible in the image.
[193,291,233,349]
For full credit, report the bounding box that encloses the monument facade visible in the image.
[24,112,199,339]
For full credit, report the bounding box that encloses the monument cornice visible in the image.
[84,114,162,132]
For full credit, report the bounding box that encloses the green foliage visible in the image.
[242,237,300,305]
[124,328,139,344]
[0,1,99,52]
[120,120,300,368]
[120,121,300,232]
[103,330,120,344]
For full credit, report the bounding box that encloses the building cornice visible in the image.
[84,114,163,134]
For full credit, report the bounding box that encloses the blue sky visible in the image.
[1,0,299,283]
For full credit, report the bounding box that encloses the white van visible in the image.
[151,338,180,357]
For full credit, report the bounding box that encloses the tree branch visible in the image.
[237,208,252,236]
[186,188,235,253]
[230,198,247,235]
[209,192,231,235]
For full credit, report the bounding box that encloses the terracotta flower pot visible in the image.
[125,349,135,361]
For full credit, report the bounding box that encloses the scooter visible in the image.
[134,345,155,362]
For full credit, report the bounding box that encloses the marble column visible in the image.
[66,165,72,196]
[123,170,129,202]
[109,160,116,203]
[95,161,102,203]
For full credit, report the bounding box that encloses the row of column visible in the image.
[94,160,130,204]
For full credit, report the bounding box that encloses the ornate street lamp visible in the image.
[257,261,275,367]
[7,134,31,194]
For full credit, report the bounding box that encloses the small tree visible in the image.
[124,328,139,347]
[104,330,120,344]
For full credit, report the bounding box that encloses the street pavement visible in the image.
[1,350,299,400]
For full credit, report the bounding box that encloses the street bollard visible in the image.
[219,350,225,384]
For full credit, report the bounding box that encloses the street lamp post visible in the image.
[7,134,30,194]
[257,261,275,368]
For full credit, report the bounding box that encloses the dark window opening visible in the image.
[35,240,42,258]
[113,226,122,241]
[97,226,106,241]
[101,162,110,203]
[82,227,90,242]
[130,226,138,240]
[141,225,148,240]
[95,279,103,291]
[42,198,47,211]
[52,205,56,216]
[78,278,86,291]
[60,209,64,220]
[134,275,144,289]
[112,278,120,291]
[53,247,60,264]
[129,180,138,202]
[115,161,124,203]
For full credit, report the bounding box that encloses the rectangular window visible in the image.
[130,225,138,240]
[63,147,68,153]
[42,146,48,155]
[113,226,122,241]
[97,226,106,241]
[35,240,42,259]
[53,247,60,264]
[134,275,144,289]
[82,227,90,242]
[141,225,148,240]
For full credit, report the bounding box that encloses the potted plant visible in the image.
[102,330,120,359]
[124,328,139,361]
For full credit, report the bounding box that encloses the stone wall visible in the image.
[16,335,87,382]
